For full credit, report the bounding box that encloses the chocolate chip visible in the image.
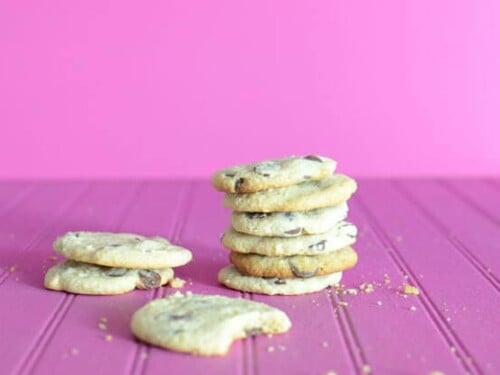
[304,155,323,162]
[303,175,312,179]
[347,234,356,239]
[170,312,192,320]
[245,212,269,219]
[74,233,80,238]
[106,268,128,277]
[309,240,327,251]
[290,264,318,278]
[110,244,121,247]
[234,178,245,192]
[284,227,302,236]
[138,270,161,289]
[225,173,236,178]
[245,327,263,336]
[284,212,295,220]
[274,279,287,285]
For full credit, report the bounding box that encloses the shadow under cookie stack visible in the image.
[213,155,359,295]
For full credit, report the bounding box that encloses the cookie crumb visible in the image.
[428,371,444,375]
[324,371,337,375]
[362,364,372,373]
[104,334,113,342]
[446,317,452,322]
[410,306,417,312]
[322,341,329,348]
[376,300,383,306]
[450,346,456,353]
[345,288,358,295]
[9,265,17,273]
[186,291,193,297]
[100,317,108,323]
[267,346,275,353]
[359,283,374,293]
[395,235,403,242]
[140,352,149,360]
[403,284,420,295]
[277,344,286,351]
[383,274,391,285]
[49,255,58,261]
[338,301,348,307]
[70,348,79,356]
[98,322,107,330]
[169,277,186,289]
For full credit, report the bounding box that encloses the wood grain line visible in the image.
[18,182,144,375]
[327,291,363,375]
[18,294,76,375]
[0,183,36,220]
[356,194,484,375]
[0,183,90,287]
[394,182,500,291]
[130,182,194,375]
[439,180,500,227]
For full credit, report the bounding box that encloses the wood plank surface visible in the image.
[0,179,498,375]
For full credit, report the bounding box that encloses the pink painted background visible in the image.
[1,1,499,178]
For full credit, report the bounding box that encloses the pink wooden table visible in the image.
[1,180,499,375]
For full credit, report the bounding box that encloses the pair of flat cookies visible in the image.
[44,231,192,295]
[212,155,359,295]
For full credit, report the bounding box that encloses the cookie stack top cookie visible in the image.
[212,155,359,295]
[212,155,337,193]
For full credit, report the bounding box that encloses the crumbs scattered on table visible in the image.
[428,371,444,375]
[403,284,420,295]
[322,341,329,348]
[376,301,383,306]
[338,301,348,307]
[362,364,372,373]
[169,277,186,289]
[277,344,286,351]
[410,306,417,312]
[450,346,456,353]
[98,322,107,330]
[359,282,374,293]
[70,348,79,356]
[267,345,275,353]
[49,255,58,262]
[104,334,113,342]
[324,371,337,375]
[9,265,17,273]
[100,317,108,323]
[140,352,148,360]
[383,273,391,285]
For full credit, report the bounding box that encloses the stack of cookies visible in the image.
[44,231,192,295]
[212,155,358,295]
